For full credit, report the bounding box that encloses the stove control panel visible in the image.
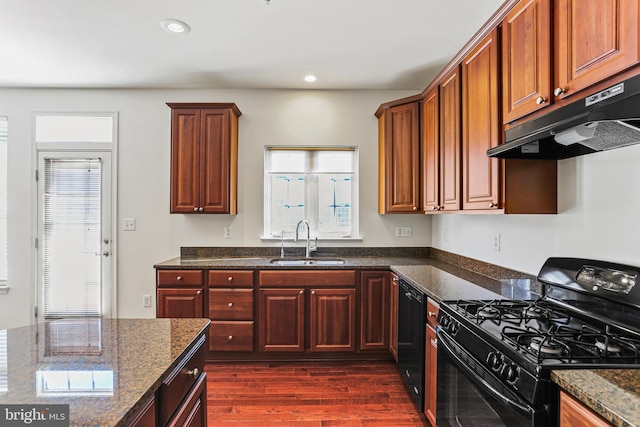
[439,313,460,336]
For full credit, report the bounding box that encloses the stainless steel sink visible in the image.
[268,258,347,266]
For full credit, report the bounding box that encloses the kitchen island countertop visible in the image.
[0,318,210,426]
[552,369,640,427]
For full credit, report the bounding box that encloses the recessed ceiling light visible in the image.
[304,74,317,83]
[160,19,191,34]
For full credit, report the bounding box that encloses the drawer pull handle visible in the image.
[187,368,199,378]
[228,335,233,341]
[227,276,233,282]
[177,276,182,281]
[428,311,436,318]
[228,302,233,308]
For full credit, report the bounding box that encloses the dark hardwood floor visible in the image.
[206,361,427,426]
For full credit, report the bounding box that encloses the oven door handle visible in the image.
[437,328,533,416]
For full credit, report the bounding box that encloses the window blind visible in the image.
[43,158,102,318]
[0,330,6,395]
[0,118,7,286]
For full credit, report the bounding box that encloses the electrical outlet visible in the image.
[492,233,501,252]
[224,226,232,239]
[123,218,136,231]
[395,226,412,237]
[142,294,151,307]
[442,227,448,242]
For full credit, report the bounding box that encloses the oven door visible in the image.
[436,328,551,427]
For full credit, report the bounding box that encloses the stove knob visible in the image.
[486,352,503,372]
[448,320,460,336]
[440,315,450,329]
[501,364,519,384]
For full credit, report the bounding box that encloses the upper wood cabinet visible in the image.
[439,68,462,212]
[502,0,640,124]
[462,28,502,211]
[377,100,422,214]
[502,0,552,123]
[422,87,440,213]
[168,103,241,214]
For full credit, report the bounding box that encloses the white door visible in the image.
[36,152,112,319]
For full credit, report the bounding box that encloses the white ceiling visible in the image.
[0,0,506,90]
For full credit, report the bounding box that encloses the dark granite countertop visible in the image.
[552,370,640,427]
[0,318,210,427]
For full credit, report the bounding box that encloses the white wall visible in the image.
[432,143,640,275]
[0,88,432,329]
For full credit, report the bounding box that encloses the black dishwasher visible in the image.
[397,278,426,411]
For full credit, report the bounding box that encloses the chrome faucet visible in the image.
[295,219,317,258]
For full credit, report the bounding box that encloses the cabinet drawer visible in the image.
[157,270,203,286]
[427,299,440,327]
[210,321,254,351]
[259,270,356,287]
[209,270,254,287]
[159,334,206,426]
[209,289,254,320]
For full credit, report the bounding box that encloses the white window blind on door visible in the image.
[43,158,102,318]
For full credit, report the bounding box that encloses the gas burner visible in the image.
[595,339,623,354]
[529,337,565,356]
[477,306,501,319]
[523,306,546,319]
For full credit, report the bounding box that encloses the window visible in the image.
[0,117,7,288]
[264,147,358,239]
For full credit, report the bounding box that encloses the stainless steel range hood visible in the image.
[488,74,640,159]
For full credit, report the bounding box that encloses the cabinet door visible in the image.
[310,288,356,352]
[259,289,305,352]
[359,271,390,351]
[462,28,502,210]
[157,288,203,318]
[384,102,421,213]
[559,390,611,427]
[200,109,232,213]
[439,67,462,211]
[555,0,639,99]
[389,274,399,362]
[167,372,207,427]
[170,109,201,213]
[422,87,441,212]
[502,0,552,123]
[424,324,438,427]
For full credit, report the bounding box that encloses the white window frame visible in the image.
[33,112,118,320]
[263,146,360,240]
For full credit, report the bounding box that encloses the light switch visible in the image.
[123,218,136,231]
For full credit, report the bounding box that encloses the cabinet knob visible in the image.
[392,276,399,283]
[554,87,566,97]
[412,206,418,211]
[196,290,201,295]
[432,206,439,210]
[228,335,234,341]
[198,207,204,212]
[228,302,233,308]
[535,96,547,105]
[428,311,437,318]
[311,290,316,295]
[299,290,304,295]
[176,276,182,280]
[187,368,199,378]
[193,207,198,212]
[227,276,233,282]
[489,202,497,208]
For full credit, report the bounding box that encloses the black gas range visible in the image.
[436,257,640,427]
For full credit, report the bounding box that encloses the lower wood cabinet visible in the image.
[559,389,612,427]
[156,270,204,318]
[359,271,390,351]
[424,298,439,427]
[258,270,357,353]
[389,273,399,362]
